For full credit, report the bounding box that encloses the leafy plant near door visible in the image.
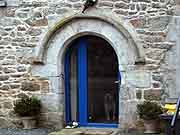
[137,100,163,133]
[14,96,41,129]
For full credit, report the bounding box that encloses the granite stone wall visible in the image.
[0,0,178,129]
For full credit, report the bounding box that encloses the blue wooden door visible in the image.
[65,37,119,128]
[65,38,88,126]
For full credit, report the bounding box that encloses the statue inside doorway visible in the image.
[104,92,116,121]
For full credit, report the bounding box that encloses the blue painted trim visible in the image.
[78,39,88,126]
[118,71,121,86]
[65,50,71,123]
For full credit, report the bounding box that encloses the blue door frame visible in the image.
[65,38,120,128]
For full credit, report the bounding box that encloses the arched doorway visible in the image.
[65,35,120,127]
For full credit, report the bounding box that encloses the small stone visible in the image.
[72,131,84,135]
[3,67,16,73]
[73,3,83,8]
[3,101,13,109]
[41,81,49,93]
[16,12,28,18]
[140,3,147,11]
[0,56,5,60]
[27,28,42,36]
[6,56,16,60]
[98,2,113,8]
[0,118,9,128]
[144,89,161,100]
[21,81,40,91]
[16,93,28,98]
[152,74,162,81]
[25,18,48,26]
[129,4,135,10]
[17,25,26,31]
[121,0,130,3]
[152,3,160,8]
[129,11,138,15]
[139,0,150,2]
[12,37,25,42]
[115,2,129,9]
[148,16,170,31]
[17,65,26,72]
[0,85,9,90]
[10,73,23,78]
[152,82,161,88]
[136,90,142,99]
[130,18,146,28]
[146,49,165,60]
[67,0,80,2]
[113,10,128,16]
[0,75,9,81]
[10,84,20,89]
[136,4,140,11]
[56,8,68,14]
[0,1,7,7]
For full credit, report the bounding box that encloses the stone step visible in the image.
[48,128,117,135]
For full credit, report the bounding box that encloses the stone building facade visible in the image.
[0,0,179,129]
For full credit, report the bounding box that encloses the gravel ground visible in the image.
[0,128,55,135]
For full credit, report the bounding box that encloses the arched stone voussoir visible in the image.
[33,11,145,64]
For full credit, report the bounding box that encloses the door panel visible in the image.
[87,37,118,124]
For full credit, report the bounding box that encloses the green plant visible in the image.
[14,96,41,117]
[137,101,163,120]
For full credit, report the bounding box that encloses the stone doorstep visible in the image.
[83,130,113,135]
[48,128,119,135]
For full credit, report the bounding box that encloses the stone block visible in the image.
[0,0,7,7]
[6,0,20,6]
[113,9,128,16]
[136,90,142,99]
[0,118,12,128]
[148,16,170,31]
[152,82,161,88]
[98,2,113,8]
[17,65,26,72]
[126,71,151,88]
[0,85,9,90]
[0,75,9,81]
[130,18,146,28]
[176,0,180,5]
[3,101,13,109]
[27,28,42,36]
[115,2,129,9]
[40,81,49,93]
[146,49,166,60]
[10,84,20,89]
[3,67,16,73]
[21,81,40,91]
[120,85,136,100]
[144,89,161,100]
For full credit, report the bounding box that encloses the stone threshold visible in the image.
[48,128,120,135]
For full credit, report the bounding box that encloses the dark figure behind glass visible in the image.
[104,92,116,121]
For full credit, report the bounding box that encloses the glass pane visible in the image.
[69,47,79,122]
[87,36,118,124]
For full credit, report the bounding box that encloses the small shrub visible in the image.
[137,101,163,120]
[14,96,41,117]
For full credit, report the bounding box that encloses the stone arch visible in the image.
[33,12,145,65]
[31,12,146,128]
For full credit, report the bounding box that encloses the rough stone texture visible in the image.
[49,128,116,135]
[0,0,178,130]
[21,81,40,91]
